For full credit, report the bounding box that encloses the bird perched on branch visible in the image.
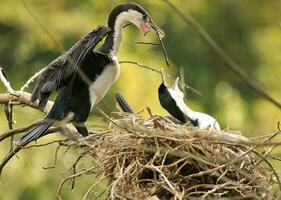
[158,70,221,132]
[0,3,164,174]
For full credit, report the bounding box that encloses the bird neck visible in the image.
[100,13,128,57]
[176,98,198,121]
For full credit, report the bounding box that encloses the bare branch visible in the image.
[119,60,202,96]
[0,91,53,113]
[0,66,14,93]
[0,122,38,142]
[134,41,161,46]
[162,0,281,110]
[158,36,170,67]
[20,67,46,91]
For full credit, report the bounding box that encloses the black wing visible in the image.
[31,26,111,109]
[116,92,134,113]
[158,83,187,123]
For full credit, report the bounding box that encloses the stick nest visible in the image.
[74,113,280,200]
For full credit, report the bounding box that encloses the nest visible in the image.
[73,112,281,200]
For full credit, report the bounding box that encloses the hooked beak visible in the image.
[160,68,168,86]
[140,19,165,38]
[149,20,165,38]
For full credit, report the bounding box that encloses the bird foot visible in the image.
[88,131,102,139]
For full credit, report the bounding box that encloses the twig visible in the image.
[97,107,138,135]
[158,36,170,67]
[135,40,167,67]
[83,173,113,200]
[148,164,182,199]
[57,166,97,200]
[0,66,14,93]
[162,0,281,110]
[20,67,47,91]
[4,104,14,130]
[179,67,186,94]
[134,41,161,46]
[119,60,201,96]
[3,103,15,147]
[23,138,64,149]
[42,144,61,170]
[253,150,281,191]
[0,121,40,142]
[20,0,96,89]
[20,0,64,52]
[188,130,281,179]
[0,91,53,113]
[70,155,84,190]
[146,107,154,118]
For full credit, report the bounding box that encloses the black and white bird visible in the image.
[0,3,164,173]
[158,70,221,132]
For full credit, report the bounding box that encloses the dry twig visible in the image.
[119,60,202,96]
[57,113,281,199]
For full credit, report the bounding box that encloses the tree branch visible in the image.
[20,67,46,91]
[119,60,202,96]
[0,91,53,113]
[0,123,36,142]
[0,66,14,93]
[162,0,281,110]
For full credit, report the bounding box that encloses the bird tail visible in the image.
[19,121,52,143]
[115,92,134,113]
[0,120,53,175]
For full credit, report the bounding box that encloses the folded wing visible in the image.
[31,26,111,110]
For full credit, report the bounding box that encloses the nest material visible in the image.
[79,113,280,200]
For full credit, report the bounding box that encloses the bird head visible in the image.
[108,3,165,38]
[158,69,187,123]
[160,69,184,100]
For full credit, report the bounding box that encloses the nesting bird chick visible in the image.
[158,70,221,132]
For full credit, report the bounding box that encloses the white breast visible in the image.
[196,112,221,132]
[89,56,120,109]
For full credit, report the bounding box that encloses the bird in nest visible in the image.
[158,69,221,132]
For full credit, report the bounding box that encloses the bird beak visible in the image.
[140,18,165,38]
[140,21,152,33]
[160,68,168,86]
[149,20,165,38]
[172,77,180,90]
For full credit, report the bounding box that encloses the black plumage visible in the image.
[31,26,110,110]
[0,2,164,174]
[116,92,134,113]
[0,27,110,174]
[30,26,111,138]
[158,83,187,123]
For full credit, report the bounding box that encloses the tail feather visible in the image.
[115,92,134,113]
[19,121,52,143]
[0,121,53,175]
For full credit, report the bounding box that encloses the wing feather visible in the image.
[31,26,110,109]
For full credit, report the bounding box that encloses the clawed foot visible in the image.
[88,131,102,139]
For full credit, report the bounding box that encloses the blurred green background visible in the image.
[0,0,281,199]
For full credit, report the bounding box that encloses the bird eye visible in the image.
[142,15,150,22]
